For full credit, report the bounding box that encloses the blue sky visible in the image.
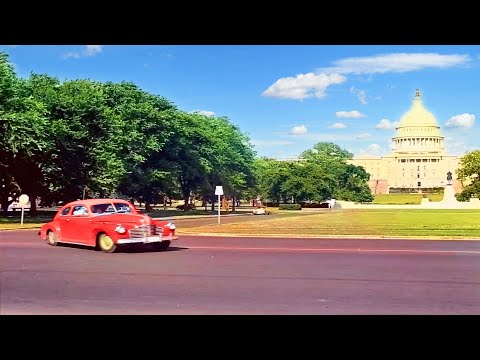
[1,45,479,159]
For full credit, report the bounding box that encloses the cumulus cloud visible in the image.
[336,110,365,118]
[262,73,346,100]
[350,86,367,104]
[376,118,399,130]
[63,45,104,59]
[192,110,215,117]
[318,53,471,75]
[365,144,383,155]
[329,122,346,129]
[355,132,372,140]
[356,144,385,157]
[289,125,308,135]
[445,113,475,128]
[250,140,295,147]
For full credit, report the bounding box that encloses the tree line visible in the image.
[1,51,387,215]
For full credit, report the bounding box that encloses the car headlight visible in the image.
[115,225,126,234]
[166,222,176,230]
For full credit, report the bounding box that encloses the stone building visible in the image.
[348,90,463,194]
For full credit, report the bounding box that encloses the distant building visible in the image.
[348,90,463,194]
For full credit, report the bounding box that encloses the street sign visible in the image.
[19,194,29,206]
[215,186,223,224]
[18,194,29,227]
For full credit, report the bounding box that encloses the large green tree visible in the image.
[0,53,52,215]
[456,150,480,201]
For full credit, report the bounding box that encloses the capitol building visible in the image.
[348,90,462,194]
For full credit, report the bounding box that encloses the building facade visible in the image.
[348,90,463,194]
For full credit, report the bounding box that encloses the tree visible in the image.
[0,53,52,215]
[456,150,480,201]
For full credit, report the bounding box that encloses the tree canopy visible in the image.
[0,51,374,214]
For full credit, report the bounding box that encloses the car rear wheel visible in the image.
[98,233,117,253]
[152,240,171,251]
[47,230,58,246]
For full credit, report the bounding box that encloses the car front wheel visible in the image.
[98,233,117,253]
[47,230,58,246]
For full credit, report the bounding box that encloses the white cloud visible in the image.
[356,143,386,157]
[355,132,372,140]
[365,144,383,155]
[289,125,308,135]
[350,86,367,104]
[376,118,399,130]
[336,110,365,118]
[329,122,346,129]
[318,53,471,75]
[250,140,295,147]
[445,113,475,128]
[84,45,103,56]
[63,45,104,59]
[262,72,346,100]
[301,133,357,142]
[192,110,215,117]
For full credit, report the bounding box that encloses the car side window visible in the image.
[114,203,132,213]
[72,205,88,216]
[61,207,71,216]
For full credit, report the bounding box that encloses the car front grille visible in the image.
[128,225,161,238]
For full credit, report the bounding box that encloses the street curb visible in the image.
[176,232,480,241]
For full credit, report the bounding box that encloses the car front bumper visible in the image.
[117,235,179,245]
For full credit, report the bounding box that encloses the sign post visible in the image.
[215,186,224,225]
[18,194,29,227]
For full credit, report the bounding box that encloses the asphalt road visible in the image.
[1,230,480,314]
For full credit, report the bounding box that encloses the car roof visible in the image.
[62,199,131,208]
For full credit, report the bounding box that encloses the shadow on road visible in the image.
[120,245,188,253]
[56,243,189,254]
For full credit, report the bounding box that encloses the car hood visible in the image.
[90,213,151,224]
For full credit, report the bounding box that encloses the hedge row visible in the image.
[278,204,302,210]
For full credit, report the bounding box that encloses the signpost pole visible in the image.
[214,186,224,225]
[18,194,30,227]
[218,194,221,224]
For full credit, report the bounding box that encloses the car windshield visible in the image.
[91,202,133,215]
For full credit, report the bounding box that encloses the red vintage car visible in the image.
[38,199,178,253]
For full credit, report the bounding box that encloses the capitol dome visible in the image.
[392,90,444,153]
[397,90,439,128]
[395,90,442,137]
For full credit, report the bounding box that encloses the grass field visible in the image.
[372,193,444,204]
[177,209,480,239]
[2,202,477,239]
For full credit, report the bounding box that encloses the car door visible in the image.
[61,205,91,244]
[56,206,72,240]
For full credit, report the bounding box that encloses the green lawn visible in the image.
[3,207,478,239]
[178,209,480,239]
[373,193,444,205]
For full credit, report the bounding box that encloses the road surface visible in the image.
[1,230,479,314]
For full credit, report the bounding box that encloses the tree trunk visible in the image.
[30,194,38,216]
[1,200,10,216]
[211,194,215,211]
[145,201,152,213]
[183,196,190,212]
[203,195,207,211]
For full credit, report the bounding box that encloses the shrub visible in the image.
[279,204,302,210]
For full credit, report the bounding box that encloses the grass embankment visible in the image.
[177,209,480,239]
[372,193,444,205]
